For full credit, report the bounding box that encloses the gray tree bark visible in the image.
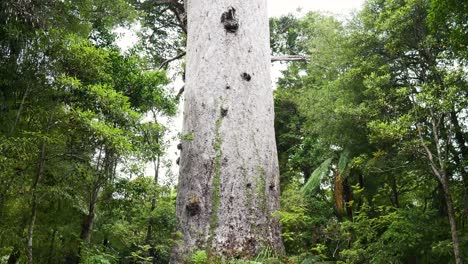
[418,117,464,264]
[171,0,283,262]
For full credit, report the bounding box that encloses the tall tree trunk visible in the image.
[9,87,29,136]
[441,177,463,264]
[76,148,115,263]
[79,146,105,248]
[27,135,48,264]
[418,122,464,264]
[74,185,99,264]
[172,0,283,261]
[80,186,99,244]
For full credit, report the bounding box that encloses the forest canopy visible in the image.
[0,0,466,263]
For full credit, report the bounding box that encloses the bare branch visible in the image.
[159,51,186,70]
[168,5,187,33]
[271,54,309,62]
[153,0,179,5]
[417,124,443,182]
[429,109,445,171]
[151,0,187,32]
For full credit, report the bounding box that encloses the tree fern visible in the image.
[301,158,333,195]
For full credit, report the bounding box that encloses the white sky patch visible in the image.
[268,0,365,17]
[114,24,139,52]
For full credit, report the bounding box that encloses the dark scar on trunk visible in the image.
[187,196,201,216]
[221,7,239,33]
[221,107,228,117]
[241,72,251,81]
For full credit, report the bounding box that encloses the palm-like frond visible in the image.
[301,157,333,195]
[338,149,350,178]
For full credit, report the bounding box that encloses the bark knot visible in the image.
[241,72,251,81]
[221,7,239,33]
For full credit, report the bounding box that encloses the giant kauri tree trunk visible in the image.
[171,0,283,261]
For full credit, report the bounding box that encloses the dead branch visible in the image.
[271,54,309,62]
[159,51,186,70]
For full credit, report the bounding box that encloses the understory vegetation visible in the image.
[0,0,466,263]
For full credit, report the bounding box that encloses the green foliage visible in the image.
[81,246,119,264]
[276,182,334,256]
[338,204,452,263]
[0,0,177,263]
[273,1,468,263]
[192,250,208,264]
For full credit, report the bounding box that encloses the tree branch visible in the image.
[151,0,186,32]
[429,109,445,172]
[271,54,309,62]
[153,0,180,5]
[417,124,443,182]
[159,51,186,70]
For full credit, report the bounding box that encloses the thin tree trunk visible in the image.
[76,148,115,263]
[343,178,353,220]
[80,186,99,244]
[145,155,160,264]
[10,87,29,136]
[27,194,39,264]
[302,166,312,183]
[27,132,48,264]
[103,237,109,247]
[67,147,103,264]
[78,146,104,249]
[172,0,283,261]
[441,178,464,264]
[418,123,463,264]
[74,185,99,264]
[391,177,399,208]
